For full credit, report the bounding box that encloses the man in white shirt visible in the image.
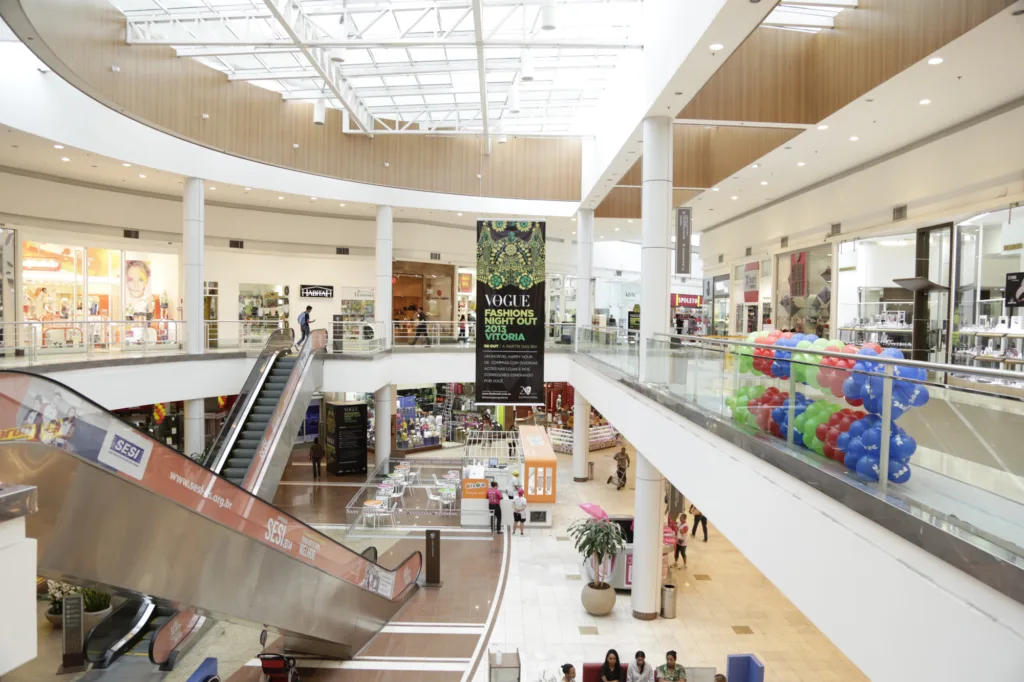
[511,488,527,536]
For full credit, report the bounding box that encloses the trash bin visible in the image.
[660,585,676,618]
[588,461,595,480]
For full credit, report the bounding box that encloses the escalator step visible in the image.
[252,406,275,414]
[270,369,292,377]
[226,457,253,467]
[223,468,249,478]
[232,447,256,456]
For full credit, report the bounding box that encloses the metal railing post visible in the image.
[879,364,893,492]
[787,372,797,447]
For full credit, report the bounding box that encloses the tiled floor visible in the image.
[481,440,867,682]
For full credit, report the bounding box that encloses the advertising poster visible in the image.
[744,262,759,303]
[458,272,474,294]
[1006,272,1024,307]
[325,401,368,475]
[476,220,546,405]
[0,373,421,601]
[627,305,640,331]
[124,259,153,317]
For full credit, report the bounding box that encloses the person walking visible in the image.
[506,469,521,500]
[656,651,686,682]
[296,305,314,349]
[458,314,468,346]
[608,447,630,490]
[690,504,708,542]
[600,650,626,682]
[627,652,654,682]
[511,488,527,535]
[487,480,503,533]
[309,437,324,480]
[673,513,689,568]
[560,664,576,682]
[412,307,430,346]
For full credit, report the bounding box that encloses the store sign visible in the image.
[1006,272,1024,307]
[744,262,759,303]
[476,220,546,405]
[461,478,489,499]
[299,284,334,298]
[338,286,374,301]
[458,272,474,294]
[675,207,692,274]
[671,293,703,309]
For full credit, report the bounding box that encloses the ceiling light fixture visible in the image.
[339,203,346,207]
[60,156,70,162]
[210,186,216,191]
[278,196,284,200]
[615,228,620,231]
[457,212,463,216]
[711,187,720,192]
[138,174,146,179]
[540,0,557,30]
[627,219,633,223]
[521,50,535,82]
[797,162,805,167]
[310,197,317,201]
[53,144,64,150]
[731,195,738,200]
[927,57,943,65]
[508,86,521,114]
[760,181,768,186]
[244,187,251,191]
[709,43,724,51]
[122,162,131,167]
[751,163,760,169]
[817,124,828,130]
[849,136,859,141]
[919,99,931,105]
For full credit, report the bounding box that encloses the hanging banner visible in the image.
[476,220,546,405]
[458,272,474,294]
[675,207,692,274]
[627,305,640,331]
[744,262,759,303]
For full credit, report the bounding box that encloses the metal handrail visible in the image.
[648,331,1024,383]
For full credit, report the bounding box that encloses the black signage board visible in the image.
[1006,272,1024,307]
[325,401,367,475]
[627,308,640,331]
[675,207,692,274]
[59,594,87,674]
[299,284,334,298]
[475,220,546,405]
[425,529,442,587]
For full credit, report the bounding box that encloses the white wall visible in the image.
[568,358,1024,682]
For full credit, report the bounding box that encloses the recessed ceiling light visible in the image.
[615,227,620,231]
[572,231,576,234]
[849,136,859,141]
[457,212,463,216]
[627,219,633,223]
[138,174,146,179]
[709,43,724,51]
[278,196,284,200]
[122,162,131,167]
[60,156,70,162]
[310,196,317,201]
[797,162,805,167]
[817,125,828,130]
[751,163,760,169]
[339,203,346,207]
[53,144,64,150]
[731,195,738,200]
[927,57,943,65]
[572,217,577,222]
[711,187,720,192]
[210,186,216,190]
[244,187,251,191]
[760,181,768,186]
[919,99,931,105]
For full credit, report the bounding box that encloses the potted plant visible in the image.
[567,517,626,616]
[45,582,112,630]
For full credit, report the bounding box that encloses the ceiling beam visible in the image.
[282,83,603,99]
[259,0,375,133]
[129,36,642,50]
[227,58,615,80]
[470,0,490,154]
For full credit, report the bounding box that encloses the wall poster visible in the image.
[475,220,546,405]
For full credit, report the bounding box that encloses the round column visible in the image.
[183,398,205,460]
[375,206,393,347]
[182,177,205,355]
[576,209,594,344]
[630,452,663,620]
[572,394,590,482]
[640,117,673,382]
[374,386,392,470]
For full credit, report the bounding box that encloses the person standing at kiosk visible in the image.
[487,481,503,533]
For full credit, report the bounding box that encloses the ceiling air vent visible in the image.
[718,254,724,264]
[615,270,623,277]
[229,240,244,249]
[780,236,789,248]
[745,247,752,257]
[430,252,441,261]
[123,229,139,240]
[893,205,908,222]
[336,247,350,255]
[830,223,842,237]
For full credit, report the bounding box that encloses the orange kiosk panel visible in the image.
[518,425,557,504]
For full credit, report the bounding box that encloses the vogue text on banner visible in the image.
[476,220,546,405]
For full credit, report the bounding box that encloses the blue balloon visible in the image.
[856,455,880,481]
[782,398,790,409]
[844,449,861,470]
[866,414,883,427]
[795,392,808,404]
[836,431,851,452]
[791,334,806,344]
[890,385,911,420]
[880,348,905,360]
[907,384,930,408]
[864,394,883,415]
[848,436,865,459]
[888,459,912,484]
[771,407,786,424]
[795,405,807,417]
[848,419,867,439]
[891,432,917,460]
[793,430,804,447]
[805,335,819,343]
[858,347,880,357]
[862,427,881,453]
[779,421,788,438]
[851,361,871,386]
[771,361,786,378]
[865,375,883,398]
[842,376,861,399]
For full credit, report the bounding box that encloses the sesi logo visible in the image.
[111,434,146,463]
[98,425,153,480]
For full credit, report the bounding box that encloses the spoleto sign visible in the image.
[299,284,334,298]
[476,220,546,405]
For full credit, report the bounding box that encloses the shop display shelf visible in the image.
[976,331,1007,337]
[838,326,913,333]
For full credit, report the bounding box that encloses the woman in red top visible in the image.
[487,481,503,534]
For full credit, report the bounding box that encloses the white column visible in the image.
[0,505,37,676]
[572,395,590,481]
[630,452,663,620]
[575,209,594,343]
[640,117,673,382]
[376,206,393,347]
[182,178,205,355]
[374,385,392,470]
[183,398,205,459]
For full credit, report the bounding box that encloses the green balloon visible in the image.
[740,356,754,374]
[725,396,736,409]
[794,414,807,432]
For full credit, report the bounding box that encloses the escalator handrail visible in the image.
[243,328,327,494]
[0,369,421,603]
[203,328,294,471]
[83,598,154,665]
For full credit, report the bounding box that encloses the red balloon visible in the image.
[842,345,859,355]
[865,343,883,354]
[830,382,844,398]
[846,398,864,407]
[823,443,835,460]
[815,423,829,442]
[826,427,841,446]
[769,421,781,437]
[838,417,854,432]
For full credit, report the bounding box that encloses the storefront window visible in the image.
[711,275,729,336]
[775,244,832,336]
[86,247,121,320]
[239,283,289,323]
[393,274,423,321]
[22,241,85,322]
[424,274,453,322]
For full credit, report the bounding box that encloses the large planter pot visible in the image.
[581,582,616,616]
[45,609,62,628]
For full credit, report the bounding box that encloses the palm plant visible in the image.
[567,518,626,589]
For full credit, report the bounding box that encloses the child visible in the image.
[674,513,689,568]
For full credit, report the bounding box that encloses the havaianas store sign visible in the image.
[299,284,334,298]
[475,220,546,406]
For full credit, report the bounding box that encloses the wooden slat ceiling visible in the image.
[600,0,1016,219]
